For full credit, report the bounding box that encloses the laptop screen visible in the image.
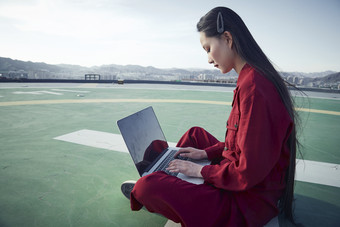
[117,106,169,175]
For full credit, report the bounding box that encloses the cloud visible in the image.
[0,0,144,39]
[1,0,339,71]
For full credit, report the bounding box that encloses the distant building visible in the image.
[8,70,28,79]
[198,74,214,80]
[286,76,292,83]
[293,76,299,85]
[306,82,314,87]
[85,74,100,80]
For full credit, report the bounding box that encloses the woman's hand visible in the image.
[166,159,203,178]
[174,147,208,160]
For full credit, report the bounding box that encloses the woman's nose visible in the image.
[208,57,214,64]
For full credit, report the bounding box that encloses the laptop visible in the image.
[117,106,210,185]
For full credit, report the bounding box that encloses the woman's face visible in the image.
[199,31,235,74]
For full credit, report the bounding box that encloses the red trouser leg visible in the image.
[131,171,234,226]
[176,126,220,149]
[130,127,235,226]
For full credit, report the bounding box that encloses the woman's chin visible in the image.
[220,68,230,74]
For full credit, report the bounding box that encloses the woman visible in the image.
[122,6,299,227]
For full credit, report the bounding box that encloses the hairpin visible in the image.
[217,12,224,34]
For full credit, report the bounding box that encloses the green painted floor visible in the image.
[0,83,339,226]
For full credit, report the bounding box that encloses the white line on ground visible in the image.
[38,91,64,95]
[13,90,63,95]
[51,89,90,93]
[13,91,45,95]
[54,129,340,188]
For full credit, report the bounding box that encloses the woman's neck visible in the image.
[234,56,247,75]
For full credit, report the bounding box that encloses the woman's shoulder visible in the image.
[237,65,283,107]
[238,64,274,92]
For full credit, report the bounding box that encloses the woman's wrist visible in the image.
[197,165,203,178]
[200,149,208,159]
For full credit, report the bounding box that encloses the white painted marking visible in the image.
[295,159,340,188]
[13,90,63,95]
[13,91,44,95]
[51,89,90,93]
[54,129,177,153]
[54,129,340,188]
[54,129,129,153]
[38,91,63,95]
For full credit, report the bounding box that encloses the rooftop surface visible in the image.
[0,82,339,226]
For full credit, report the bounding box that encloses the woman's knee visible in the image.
[133,172,169,200]
[187,126,205,134]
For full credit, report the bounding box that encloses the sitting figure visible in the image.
[122,6,299,227]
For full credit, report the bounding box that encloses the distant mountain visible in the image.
[0,57,62,72]
[0,57,338,85]
[94,64,186,74]
[314,72,340,84]
[0,57,224,79]
[57,64,89,71]
[281,71,336,78]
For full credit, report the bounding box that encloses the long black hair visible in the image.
[197,6,300,224]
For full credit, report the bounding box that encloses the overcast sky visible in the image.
[0,0,339,72]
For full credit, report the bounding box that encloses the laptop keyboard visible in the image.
[155,149,188,176]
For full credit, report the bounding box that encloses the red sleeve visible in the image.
[201,77,292,191]
[205,142,225,160]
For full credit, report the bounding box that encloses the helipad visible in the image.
[0,82,339,226]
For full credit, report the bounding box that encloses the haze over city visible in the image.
[0,0,339,73]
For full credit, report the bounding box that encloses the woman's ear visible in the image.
[222,31,233,48]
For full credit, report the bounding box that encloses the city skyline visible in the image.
[0,0,339,73]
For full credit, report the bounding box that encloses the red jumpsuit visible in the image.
[130,64,293,227]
